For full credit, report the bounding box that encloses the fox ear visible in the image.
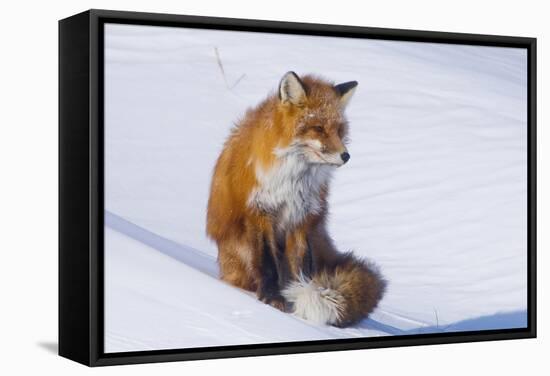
[279,71,307,106]
[334,81,358,108]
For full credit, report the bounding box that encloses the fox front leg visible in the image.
[286,228,314,280]
[255,235,288,312]
[302,238,313,278]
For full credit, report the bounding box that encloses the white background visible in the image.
[0,0,547,374]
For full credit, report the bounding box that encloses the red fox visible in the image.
[207,72,385,327]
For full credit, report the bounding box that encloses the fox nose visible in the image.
[341,152,350,164]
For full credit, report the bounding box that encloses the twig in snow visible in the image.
[214,47,246,91]
[230,73,247,90]
[214,47,229,89]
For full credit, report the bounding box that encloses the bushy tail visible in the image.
[282,252,386,327]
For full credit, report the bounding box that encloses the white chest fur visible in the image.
[248,148,333,229]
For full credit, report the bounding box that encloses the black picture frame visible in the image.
[59,9,537,367]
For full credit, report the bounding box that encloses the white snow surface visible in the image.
[104,23,528,353]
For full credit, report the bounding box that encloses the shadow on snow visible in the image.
[105,210,527,335]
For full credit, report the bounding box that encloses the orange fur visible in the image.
[207,72,385,325]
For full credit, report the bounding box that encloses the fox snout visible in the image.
[321,149,350,167]
[334,150,350,166]
[331,150,350,166]
[341,152,350,164]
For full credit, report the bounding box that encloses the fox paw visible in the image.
[258,292,288,312]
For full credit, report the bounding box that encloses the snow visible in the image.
[103,23,528,353]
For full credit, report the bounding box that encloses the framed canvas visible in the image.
[59,9,536,366]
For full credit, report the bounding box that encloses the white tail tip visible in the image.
[282,275,344,326]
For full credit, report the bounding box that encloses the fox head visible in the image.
[277,71,357,167]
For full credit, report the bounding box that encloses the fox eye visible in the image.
[312,125,324,133]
